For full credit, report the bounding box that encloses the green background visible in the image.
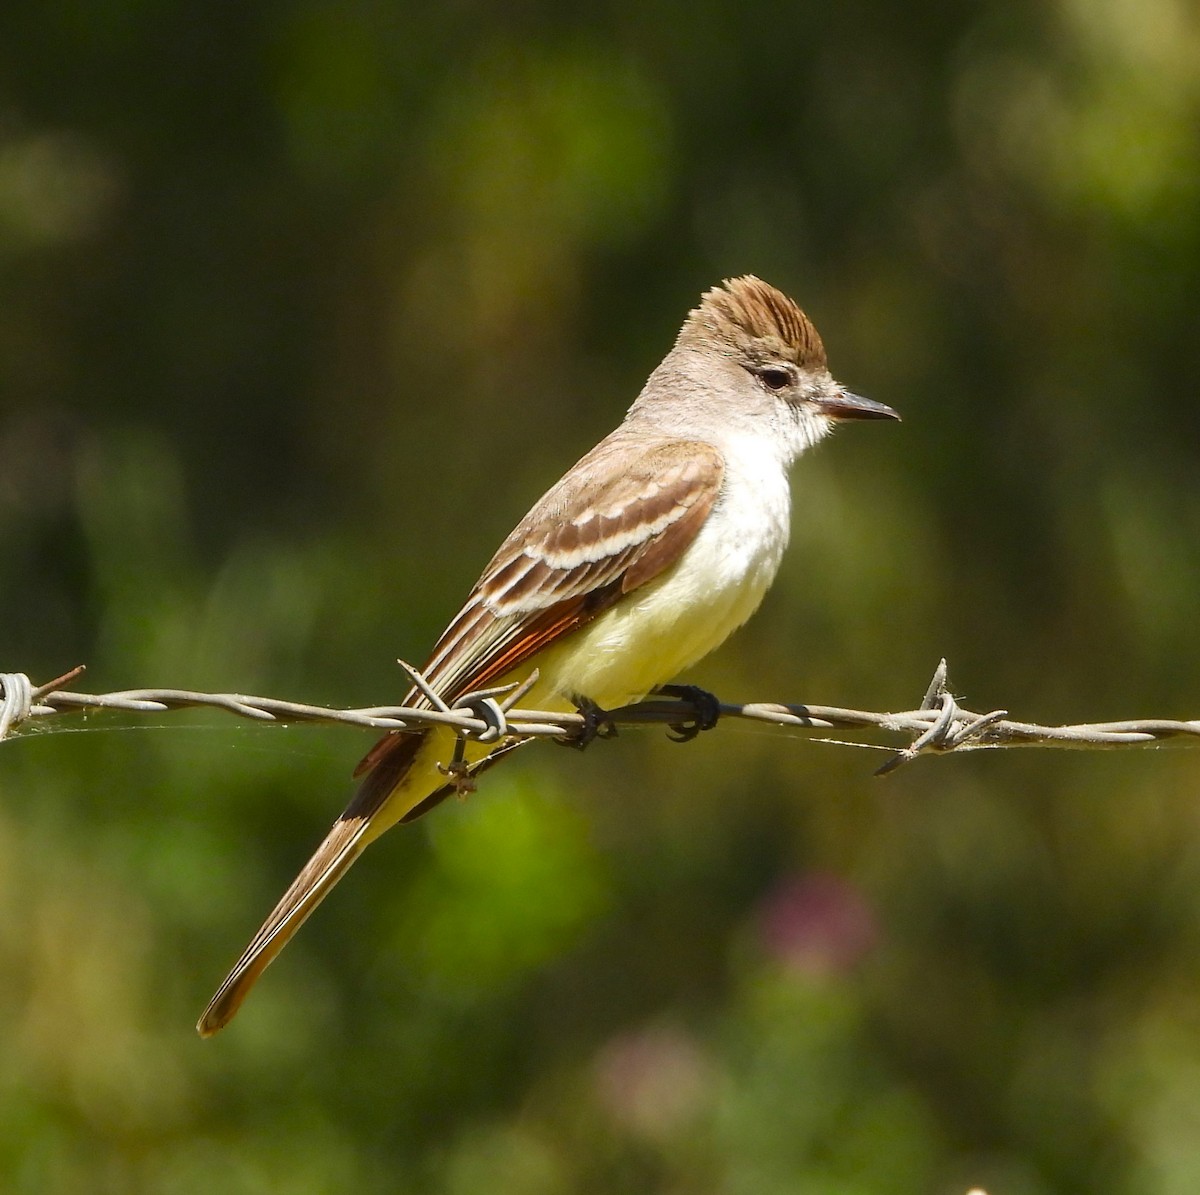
[2,1,1200,1191]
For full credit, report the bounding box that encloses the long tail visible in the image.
[196,730,427,1037]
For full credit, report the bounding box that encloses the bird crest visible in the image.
[684,275,827,369]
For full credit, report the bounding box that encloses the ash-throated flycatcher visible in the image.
[198,275,899,1035]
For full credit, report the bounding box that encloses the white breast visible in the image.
[533,431,793,709]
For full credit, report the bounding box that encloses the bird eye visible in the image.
[757,366,792,391]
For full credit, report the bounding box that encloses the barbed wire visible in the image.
[2,660,1199,776]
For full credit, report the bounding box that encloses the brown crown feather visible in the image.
[682,275,827,369]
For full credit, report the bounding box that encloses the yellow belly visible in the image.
[371,448,791,839]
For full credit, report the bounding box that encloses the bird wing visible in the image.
[197,437,724,1036]
[354,436,725,775]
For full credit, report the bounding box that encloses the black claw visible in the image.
[657,684,721,743]
[557,694,617,750]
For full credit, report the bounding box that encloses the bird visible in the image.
[197,275,899,1035]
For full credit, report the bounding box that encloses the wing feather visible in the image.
[355,437,724,774]
[425,437,721,696]
[201,437,726,1032]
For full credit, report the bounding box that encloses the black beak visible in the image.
[816,389,900,422]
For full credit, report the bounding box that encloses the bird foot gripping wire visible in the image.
[558,695,619,750]
[874,659,1008,776]
[655,683,722,742]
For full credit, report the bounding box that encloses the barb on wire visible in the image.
[2,659,1200,773]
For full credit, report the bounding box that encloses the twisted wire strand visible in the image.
[2,660,1198,774]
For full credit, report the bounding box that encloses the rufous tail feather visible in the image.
[196,730,426,1036]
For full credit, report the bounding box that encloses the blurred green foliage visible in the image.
[2,0,1200,1190]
